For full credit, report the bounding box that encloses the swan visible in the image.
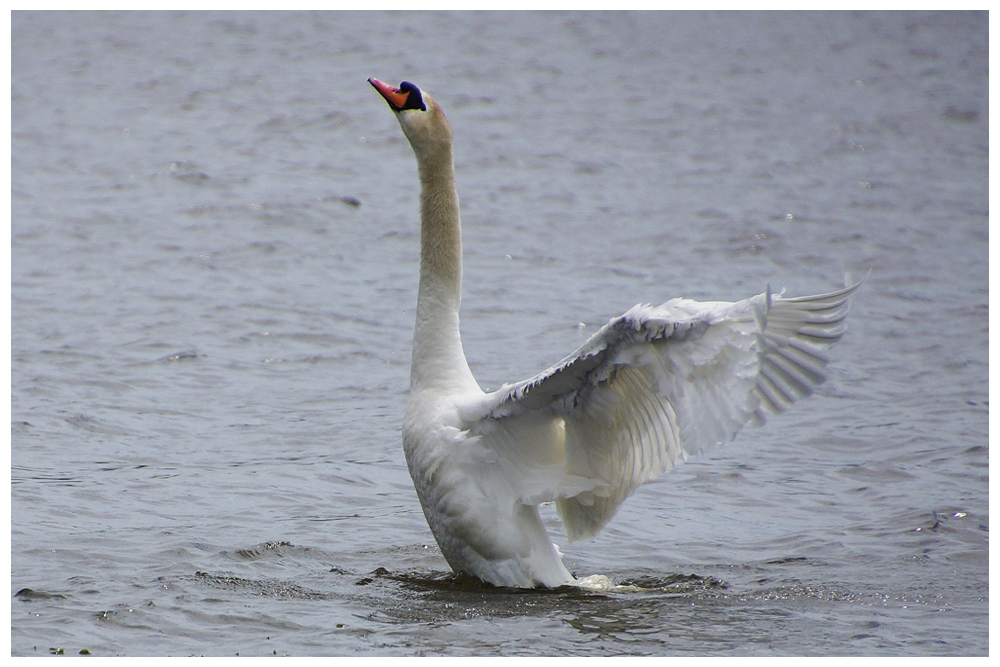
[368,78,862,589]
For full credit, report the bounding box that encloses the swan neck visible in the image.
[410,147,477,392]
[418,155,462,291]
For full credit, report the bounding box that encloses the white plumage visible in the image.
[370,78,862,588]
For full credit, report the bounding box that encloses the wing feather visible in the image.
[462,279,863,541]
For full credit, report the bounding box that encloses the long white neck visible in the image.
[409,146,479,394]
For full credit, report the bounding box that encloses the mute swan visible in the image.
[369,78,861,589]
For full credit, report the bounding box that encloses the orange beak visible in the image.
[369,78,410,112]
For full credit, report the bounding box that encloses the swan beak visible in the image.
[369,78,410,112]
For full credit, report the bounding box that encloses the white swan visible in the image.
[369,78,861,589]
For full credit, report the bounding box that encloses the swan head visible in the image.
[369,78,452,160]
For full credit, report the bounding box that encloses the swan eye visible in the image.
[398,81,427,111]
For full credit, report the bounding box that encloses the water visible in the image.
[10,10,987,656]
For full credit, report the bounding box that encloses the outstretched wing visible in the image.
[460,280,861,541]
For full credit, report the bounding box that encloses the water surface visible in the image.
[11,10,988,656]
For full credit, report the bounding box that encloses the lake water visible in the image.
[10,10,988,656]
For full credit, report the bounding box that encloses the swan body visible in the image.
[369,78,861,588]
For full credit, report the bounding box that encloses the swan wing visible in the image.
[459,280,861,541]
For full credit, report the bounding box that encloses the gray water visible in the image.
[10,11,988,656]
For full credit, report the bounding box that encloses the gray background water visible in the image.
[10,10,987,656]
